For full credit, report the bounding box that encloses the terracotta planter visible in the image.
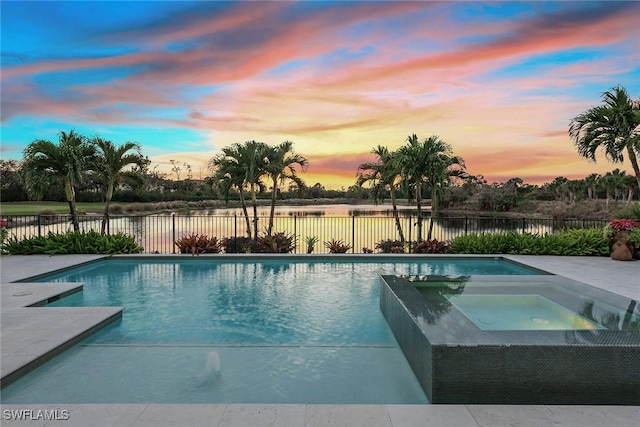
[610,231,634,261]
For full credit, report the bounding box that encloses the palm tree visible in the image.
[264,141,308,236]
[397,134,465,241]
[241,141,269,240]
[22,130,96,231]
[599,169,626,209]
[357,145,407,243]
[622,174,637,203]
[92,137,146,234]
[569,86,640,192]
[584,173,600,200]
[210,141,269,239]
[210,147,252,238]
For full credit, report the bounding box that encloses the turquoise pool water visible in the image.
[1,257,541,404]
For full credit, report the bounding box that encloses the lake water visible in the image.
[4,203,588,254]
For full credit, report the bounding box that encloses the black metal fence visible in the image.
[1,213,608,254]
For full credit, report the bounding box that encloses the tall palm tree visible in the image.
[92,137,146,234]
[397,134,465,241]
[264,141,308,236]
[241,140,269,240]
[569,86,640,192]
[22,130,96,231]
[210,141,269,239]
[210,147,252,238]
[357,145,407,242]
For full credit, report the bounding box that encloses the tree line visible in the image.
[1,85,638,237]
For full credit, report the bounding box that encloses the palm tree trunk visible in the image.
[267,177,277,236]
[65,180,80,232]
[390,188,405,243]
[250,183,258,240]
[626,146,640,192]
[238,188,251,237]
[101,200,111,234]
[427,216,435,241]
[415,184,423,242]
[101,183,114,234]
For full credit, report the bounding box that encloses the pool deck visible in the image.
[0,254,638,426]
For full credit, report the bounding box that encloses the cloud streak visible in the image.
[1,1,638,187]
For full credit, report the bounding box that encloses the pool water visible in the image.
[1,257,540,404]
[446,294,605,331]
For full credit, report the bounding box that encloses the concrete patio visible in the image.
[0,254,638,426]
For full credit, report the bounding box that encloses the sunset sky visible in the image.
[1,1,639,189]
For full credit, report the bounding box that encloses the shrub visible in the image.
[375,239,405,253]
[362,247,374,253]
[450,229,608,256]
[174,233,221,254]
[0,219,7,247]
[304,236,319,254]
[222,236,260,253]
[613,203,640,222]
[324,239,352,253]
[1,231,143,255]
[256,232,296,253]
[413,239,452,254]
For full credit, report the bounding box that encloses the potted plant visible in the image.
[603,219,640,261]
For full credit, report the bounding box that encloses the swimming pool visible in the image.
[1,256,541,404]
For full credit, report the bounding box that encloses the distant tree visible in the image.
[0,160,27,202]
[22,130,96,231]
[569,86,640,192]
[584,173,600,200]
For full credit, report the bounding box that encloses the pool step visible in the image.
[0,282,123,388]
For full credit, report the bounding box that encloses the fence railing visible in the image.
[1,213,608,254]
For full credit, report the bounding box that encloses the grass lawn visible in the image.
[0,202,125,216]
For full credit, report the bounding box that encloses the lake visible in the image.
[3,204,602,254]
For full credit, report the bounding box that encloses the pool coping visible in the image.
[1,254,638,426]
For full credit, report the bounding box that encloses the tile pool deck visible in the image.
[0,254,638,426]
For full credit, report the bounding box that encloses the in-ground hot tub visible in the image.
[380,274,640,405]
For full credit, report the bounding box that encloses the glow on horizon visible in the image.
[1,1,639,189]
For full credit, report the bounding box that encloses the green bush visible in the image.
[613,203,640,222]
[450,229,608,256]
[1,231,143,255]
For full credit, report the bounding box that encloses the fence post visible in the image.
[234,215,238,252]
[106,213,110,235]
[294,215,297,254]
[37,214,42,237]
[172,214,176,254]
[464,216,468,235]
[351,215,356,253]
[522,217,526,234]
[408,215,412,251]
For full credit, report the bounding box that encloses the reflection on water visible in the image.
[579,300,640,331]
[413,277,468,324]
